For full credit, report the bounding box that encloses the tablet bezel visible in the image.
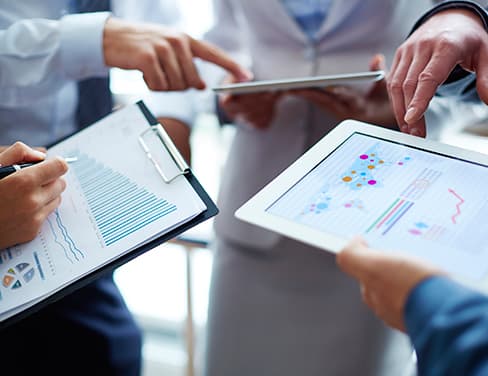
[235,120,488,255]
[212,71,384,95]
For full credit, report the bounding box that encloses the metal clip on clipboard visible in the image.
[138,124,190,184]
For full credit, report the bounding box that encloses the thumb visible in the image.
[369,54,386,72]
[219,74,243,103]
[0,142,46,166]
[368,54,387,96]
[336,236,373,279]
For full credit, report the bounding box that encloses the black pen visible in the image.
[0,157,78,180]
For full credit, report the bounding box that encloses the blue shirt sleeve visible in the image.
[405,276,488,376]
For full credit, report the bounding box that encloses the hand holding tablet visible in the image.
[236,120,488,287]
[213,71,385,95]
[215,57,396,128]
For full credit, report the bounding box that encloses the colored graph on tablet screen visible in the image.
[267,133,488,279]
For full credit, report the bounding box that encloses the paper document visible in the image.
[0,104,206,322]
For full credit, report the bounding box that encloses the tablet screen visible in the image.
[267,133,488,279]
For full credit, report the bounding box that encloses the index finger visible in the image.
[23,157,69,186]
[190,38,253,82]
[387,49,410,133]
[0,142,46,166]
[404,54,457,129]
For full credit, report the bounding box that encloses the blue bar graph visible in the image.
[71,152,177,246]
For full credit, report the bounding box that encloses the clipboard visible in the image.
[0,101,218,329]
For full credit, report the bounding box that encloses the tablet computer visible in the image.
[212,71,384,95]
[236,120,488,284]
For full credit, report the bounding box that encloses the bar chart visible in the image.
[366,198,414,235]
[71,152,177,246]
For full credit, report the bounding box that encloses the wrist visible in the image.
[102,17,137,67]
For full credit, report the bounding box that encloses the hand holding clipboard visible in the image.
[0,102,217,327]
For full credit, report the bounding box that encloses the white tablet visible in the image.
[212,71,384,95]
[236,120,488,283]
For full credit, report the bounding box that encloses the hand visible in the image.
[291,55,397,127]
[336,237,443,332]
[0,142,68,249]
[388,9,488,137]
[103,18,252,91]
[157,117,191,164]
[218,75,282,130]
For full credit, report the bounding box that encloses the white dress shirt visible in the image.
[0,0,181,146]
[0,0,110,145]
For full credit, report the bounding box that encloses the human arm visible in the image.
[0,142,68,248]
[0,13,109,95]
[337,237,488,375]
[387,1,488,137]
[336,237,440,331]
[102,17,251,91]
[405,277,488,376]
[0,12,251,95]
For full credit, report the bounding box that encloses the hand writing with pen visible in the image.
[0,143,68,249]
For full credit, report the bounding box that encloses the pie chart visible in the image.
[2,263,35,290]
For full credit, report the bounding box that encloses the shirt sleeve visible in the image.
[59,12,110,79]
[0,12,109,90]
[405,276,488,376]
[412,1,488,33]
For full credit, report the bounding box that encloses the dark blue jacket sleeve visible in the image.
[411,1,488,101]
[405,276,488,376]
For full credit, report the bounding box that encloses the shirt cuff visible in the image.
[59,12,110,80]
[405,276,466,343]
[410,1,488,35]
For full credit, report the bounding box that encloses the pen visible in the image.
[0,157,78,180]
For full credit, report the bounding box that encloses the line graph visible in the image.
[448,188,465,224]
[47,210,85,263]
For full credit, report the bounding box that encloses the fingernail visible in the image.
[404,107,417,124]
[240,69,254,82]
[55,156,69,170]
[410,128,421,137]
